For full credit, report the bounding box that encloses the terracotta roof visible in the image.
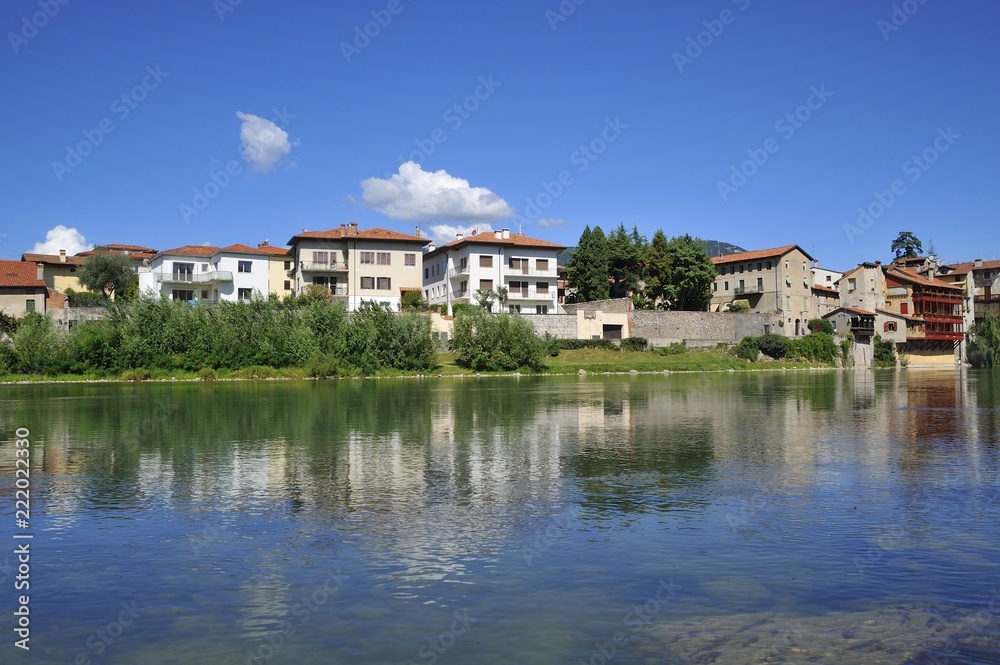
[811,285,839,295]
[710,244,814,265]
[885,266,963,291]
[46,288,66,309]
[287,226,430,245]
[944,259,1000,275]
[157,245,220,258]
[825,306,875,318]
[20,253,86,266]
[253,243,293,257]
[216,243,278,256]
[426,231,565,257]
[0,260,46,288]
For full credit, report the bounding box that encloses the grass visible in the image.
[0,348,834,384]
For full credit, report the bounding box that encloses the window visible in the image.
[313,276,330,287]
[831,320,838,331]
[724,281,729,291]
[238,261,252,273]
[717,266,725,276]
[404,253,416,267]
[173,289,194,301]
[739,265,744,274]
[480,255,493,268]
[509,281,527,297]
[510,258,528,273]
[536,305,548,315]
[536,281,549,294]
[459,280,467,295]
[848,278,857,292]
[802,261,807,271]
[748,263,753,272]
[757,262,762,271]
[757,277,763,291]
[377,277,391,290]
[885,321,897,332]
[766,261,772,270]
[284,260,292,270]
[900,302,909,315]
[424,268,429,279]
[377,252,391,266]
[786,296,791,309]
[173,262,194,281]
[312,251,329,265]
[238,288,253,300]
[826,275,832,282]
[283,280,291,291]
[360,277,375,290]
[803,298,808,311]
[479,279,493,291]
[25,299,35,312]
[201,290,209,299]
[713,282,718,292]
[360,251,375,265]
[536,259,549,272]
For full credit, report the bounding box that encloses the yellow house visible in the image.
[254,241,294,299]
[21,250,87,293]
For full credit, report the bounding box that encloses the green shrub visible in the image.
[840,336,855,364]
[12,313,65,375]
[303,353,338,378]
[451,308,546,371]
[197,367,217,381]
[873,334,897,368]
[620,337,649,352]
[729,299,750,313]
[556,338,617,350]
[808,318,834,335]
[120,368,152,381]
[757,333,790,359]
[733,336,759,361]
[968,311,1000,368]
[788,333,838,364]
[659,341,687,356]
[400,290,426,310]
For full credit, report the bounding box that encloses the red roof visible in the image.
[157,245,220,257]
[20,252,86,266]
[46,288,67,309]
[216,243,278,256]
[0,260,46,288]
[944,259,1000,275]
[812,285,839,295]
[710,244,814,265]
[426,231,565,257]
[252,243,293,257]
[885,266,963,291]
[287,226,429,245]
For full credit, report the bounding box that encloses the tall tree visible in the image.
[664,235,715,311]
[567,226,609,302]
[891,231,923,259]
[607,223,642,298]
[642,229,672,308]
[77,252,137,299]
[968,311,1000,368]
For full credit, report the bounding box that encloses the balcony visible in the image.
[300,261,348,272]
[974,296,1000,318]
[447,266,471,278]
[504,267,558,279]
[733,285,763,295]
[451,290,470,299]
[508,288,554,301]
[154,271,233,284]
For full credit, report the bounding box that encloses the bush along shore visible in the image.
[0,296,841,382]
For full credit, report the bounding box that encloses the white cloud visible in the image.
[360,162,513,223]
[237,112,295,173]
[537,218,568,228]
[428,223,494,244]
[30,225,93,255]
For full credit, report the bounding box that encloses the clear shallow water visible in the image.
[1,369,999,664]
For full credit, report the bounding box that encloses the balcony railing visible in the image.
[974,296,1000,318]
[451,290,469,299]
[447,266,471,278]
[504,268,558,278]
[733,285,763,295]
[154,271,233,284]
[508,288,554,300]
[300,262,349,272]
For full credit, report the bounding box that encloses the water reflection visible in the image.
[0,370,998,663]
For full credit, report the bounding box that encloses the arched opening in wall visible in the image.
[795,318,801,336]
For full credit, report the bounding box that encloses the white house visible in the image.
[422,228,565,315]
[138,244,272,303]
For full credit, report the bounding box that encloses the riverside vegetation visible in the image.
[0,296,846,382]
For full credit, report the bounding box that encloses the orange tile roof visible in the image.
[253,243,293,257]
[46,288,67,309]
[812,285,840,295]
[885,266,963,291]
[20,252,86,266]
[843,306,876,317]
[287,226,430,245]
[944,259,1000,275]
[217,243,279,256]
[157,245,220,257]
[426,231,565,257]
[710,244,814,264]
[0,260,46,288]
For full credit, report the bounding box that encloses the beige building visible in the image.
[254,241,294,299]
[942,258,1000,325]
[287,223,429,311]
[710,244,817,336]
[0,260,48,317]
[20,250,87,293]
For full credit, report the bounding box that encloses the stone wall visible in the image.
[630,311,780,347]
[562,298,632,315]
[50,306,109,329]
[525,314,578,339]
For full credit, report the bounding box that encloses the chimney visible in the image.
[501,228,510,240]
[456,233,463,240]
[415,226,421,238]
[37,264,44,280]
[59,249,67,263]
[494,230,502,240]
[427,243,436,253]
[257,240,269,248]
[975,258,983,267]
[348,222,358,236]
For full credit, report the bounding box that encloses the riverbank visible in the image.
[0,348,838,384]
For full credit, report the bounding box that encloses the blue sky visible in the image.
[3,0,998,270]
